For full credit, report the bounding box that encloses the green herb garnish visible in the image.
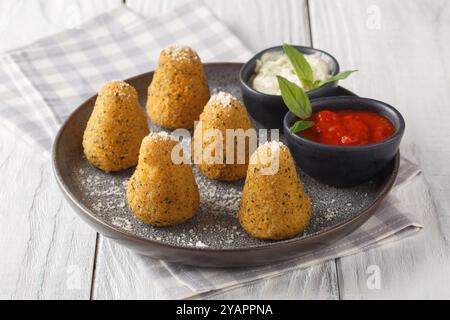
[282,44,314,90]
[283,43,357,92]
[277,75,311,119]
[312,70,358,88]
[278,44,357,133]
[290,119,315,132]
[277,75,313,133]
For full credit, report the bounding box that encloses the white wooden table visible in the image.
[1,0,449,300]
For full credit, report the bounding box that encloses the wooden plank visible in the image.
[92,0,339,299]
[310,0,450,298]
[203,263,338,300]
[91,237,195,299]
[0,0,122,300]
[126,0,312,52]
[92,238,339,299]
[0,128,98,299]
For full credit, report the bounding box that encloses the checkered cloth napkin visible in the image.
[0,0,250,156]
[0,0,423,299]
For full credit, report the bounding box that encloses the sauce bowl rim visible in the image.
[283,96,405,152]
[239,44,341,98]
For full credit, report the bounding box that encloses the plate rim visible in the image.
[52,62,399,253]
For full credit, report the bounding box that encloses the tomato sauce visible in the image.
[298,110,395,146]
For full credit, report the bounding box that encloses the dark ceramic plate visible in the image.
[53,63,399,267]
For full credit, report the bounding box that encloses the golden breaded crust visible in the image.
[83,81,149,172]
[239,143,312,240]
[147,45,210,129]
[192,92,254,181]
[126,133,200,226]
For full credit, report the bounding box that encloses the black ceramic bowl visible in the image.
[284,96,405,187]
[240,45,340,130]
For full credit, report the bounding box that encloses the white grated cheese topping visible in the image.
[162,45,199,61]
[259,140,285,151]
[209,91,238,107]
[195,241,208,248]
[145,131,178,142]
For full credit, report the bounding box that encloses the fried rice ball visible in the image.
[126,132,200,226]
[147,45,210,129]
[239,142,312,240]
[83,81,149,172]
[192,91,254,181]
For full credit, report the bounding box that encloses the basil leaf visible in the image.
[316,70,358,88]
[302,79,315,91]
[290,120,314,133]
[313,79,322,87]
[277,75,311,119]
[283,43,314,90]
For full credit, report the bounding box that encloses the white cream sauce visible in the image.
[251,51,331,95]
